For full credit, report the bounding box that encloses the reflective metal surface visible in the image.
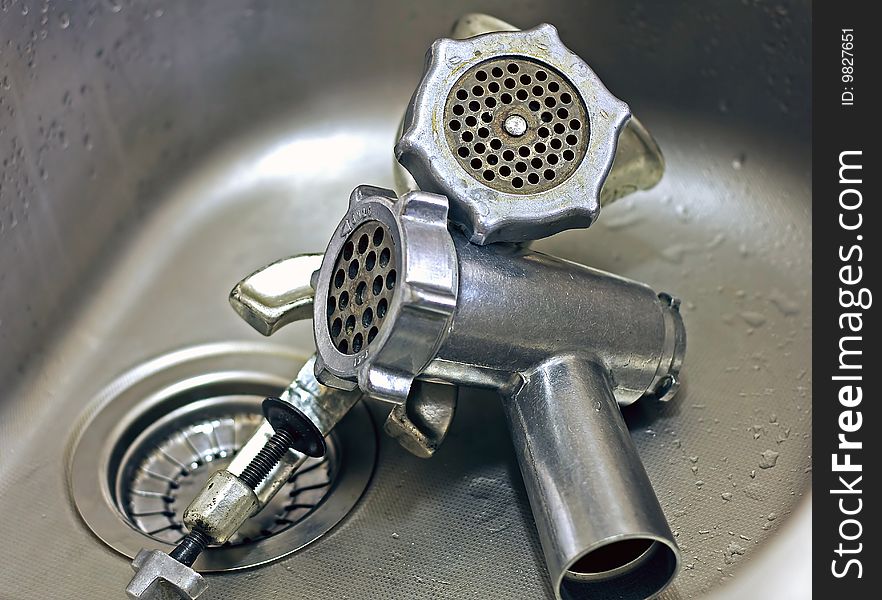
[229,254,324,337]
[128,548,208,600]
[120,405,327,547]
[428,13,666,209]
[397,24,630,244]
[505,358,679,599]
[312,187,458,403]
[0,2,810,598]
[310,183,685,597]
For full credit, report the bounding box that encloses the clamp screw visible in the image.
[168,528,211,567]
[168,397,325,566]
[238,427,297,489]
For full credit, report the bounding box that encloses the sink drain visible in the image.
[68,343,377,572]
[118,399,336,547]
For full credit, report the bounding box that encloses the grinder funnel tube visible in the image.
[505,358,679,598]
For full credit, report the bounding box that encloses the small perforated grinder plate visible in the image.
[326,221,397,354]
[444,57,590,194]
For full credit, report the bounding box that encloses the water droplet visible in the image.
[58,12,70,29]
[721,492,733,501]
[468,477,511,533]
[748,424,765,440]
[661,243,699,264]
[724,542,746,563]
[759,450,779,469]
[107,0,122,13]
[768,289,800,316]
[732,153,746,170]
[767,512,778,521]
[391,532,400,539]
[777,427,791,444]
[706,232,726,249]
[695,480,705,488]
[739,311,767,328]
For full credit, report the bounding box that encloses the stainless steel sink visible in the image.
[0,1,810,598]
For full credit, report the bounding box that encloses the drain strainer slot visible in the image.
[68,344,377,572]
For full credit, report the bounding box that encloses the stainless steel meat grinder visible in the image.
[126,15,685,600]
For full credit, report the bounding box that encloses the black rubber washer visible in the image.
[261,397,327,458]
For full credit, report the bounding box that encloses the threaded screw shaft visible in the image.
[169,527,211,567]
[238,428,296,489]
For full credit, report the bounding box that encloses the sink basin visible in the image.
[0,1,810,598]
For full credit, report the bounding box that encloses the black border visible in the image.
[813,2,879,595]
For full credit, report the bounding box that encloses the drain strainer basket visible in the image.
[68,344,377,572]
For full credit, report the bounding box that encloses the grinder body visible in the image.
[312,186,684,600]
[426,235,682,406]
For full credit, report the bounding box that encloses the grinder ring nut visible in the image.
[396,23,631,244]
[312,186,458,404]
